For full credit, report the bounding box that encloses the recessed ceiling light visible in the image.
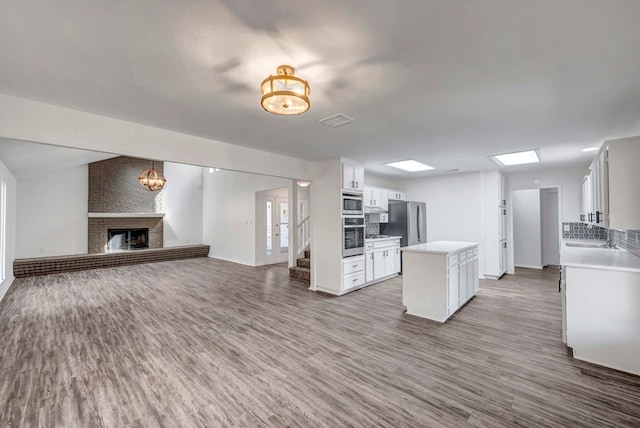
[489,150,541,167]
[208,168,221,173]
[385,160,434,172]
[581,147,599,152]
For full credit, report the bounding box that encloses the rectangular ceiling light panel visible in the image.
[490,150,541,167]
[385,160,434,172]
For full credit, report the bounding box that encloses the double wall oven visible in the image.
[343,216,365,257]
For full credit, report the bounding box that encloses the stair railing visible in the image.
[297,213,311,258]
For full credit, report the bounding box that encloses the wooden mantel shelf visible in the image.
[88,213,166,218]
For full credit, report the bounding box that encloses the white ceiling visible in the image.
[0,138,116,180]
[1,0,639,177]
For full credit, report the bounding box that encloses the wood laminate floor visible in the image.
[0,259,639,427]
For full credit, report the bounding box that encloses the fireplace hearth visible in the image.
[107,228,149,251]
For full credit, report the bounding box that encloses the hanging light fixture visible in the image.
[260,65,310,115]
[138,160,166,191]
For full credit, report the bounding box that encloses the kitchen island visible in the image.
[401,241,479,322]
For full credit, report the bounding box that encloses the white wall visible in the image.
[0,93,314,180]
[505,165,587,222]
[364,171,400,189]
[163,162,203,247]
[512,189,542,269]
[16,165,88,258]
[202,169,291,266]
[401,172,485,274]
[0,159,16,302]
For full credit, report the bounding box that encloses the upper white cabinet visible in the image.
[364,186,403,211]
[343,162,364,192]
[389,191,406,201]
[582,137,640,229]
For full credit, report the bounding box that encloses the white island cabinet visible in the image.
[401,241,479,322]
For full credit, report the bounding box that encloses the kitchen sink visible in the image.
[565,242,622,250]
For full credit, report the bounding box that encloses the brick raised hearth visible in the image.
[13,245,210,278]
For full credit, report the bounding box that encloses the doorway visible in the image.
[511,187,561,270]
[257,188,289,265]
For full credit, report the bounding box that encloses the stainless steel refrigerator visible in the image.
[381,201,427,248]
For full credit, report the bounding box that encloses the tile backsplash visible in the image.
[562,222,640,258]
[365,221,380,237]
[611,229,640,258]
[562,222,607,240]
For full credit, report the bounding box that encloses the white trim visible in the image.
[0,275,14,303]
[508,184,563,275]
[88,213,166,218]
[514,264,544,270]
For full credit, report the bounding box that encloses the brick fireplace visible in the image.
[88,156,165,254]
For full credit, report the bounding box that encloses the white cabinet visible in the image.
[402,242,479,322]
[342,162,364,192]
[482,170,509,279]
[458,252,468,305]
[366,238,401,284]
[389,191,406,201]
[364,186,390,211]
[499,240,507,276]
[342,255,365,292]
[447,265,459,316]
[365,249,374,282]
[580,175,592,222]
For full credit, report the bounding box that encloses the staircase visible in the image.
[289,250,311,283]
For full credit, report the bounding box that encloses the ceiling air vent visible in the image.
[446,169,460,173]
[319,113,355,128]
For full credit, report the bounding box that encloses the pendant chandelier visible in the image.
[260,65,310,116]
[138,160,166,191]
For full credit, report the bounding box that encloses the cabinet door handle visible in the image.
[353,264,358,268]
[596,211,601,223]
[351,181,354,188]
[355,181,359,189]
[353,278,358,282]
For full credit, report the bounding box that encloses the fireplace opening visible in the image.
[107,228,149,251]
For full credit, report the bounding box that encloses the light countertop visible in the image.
[561,239,640,273]
[365,236,402,242]
[401,241,479,255]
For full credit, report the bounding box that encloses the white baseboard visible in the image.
[515,264,543,270]
[0,275,15,303]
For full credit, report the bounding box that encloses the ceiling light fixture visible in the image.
[138,160,166,191]
[489,150,541,167]
[385,160,434,172]
[261,65,310,116]
[297,181,311,187]
[581,147,599,152]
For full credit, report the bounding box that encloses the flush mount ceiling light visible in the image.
[260,65,310,116]
[385,160,434,172]
[489,149,541,167]
[138,160,166,191]
[581,147,599,152]
[297,181,311,187]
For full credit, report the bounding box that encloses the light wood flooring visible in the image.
[0,259,639,427]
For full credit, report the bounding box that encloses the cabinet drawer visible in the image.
[343,272,365,290]
[365,243,374,250]
[394,239,400,247]
[459,252,467,262]
[342,255,365,275]
[473,247,478,257]
[447,254,459,267]
[373,241,395,249]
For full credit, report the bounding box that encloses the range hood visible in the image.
[365,206,388,214]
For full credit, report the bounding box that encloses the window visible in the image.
[0,180,6,281]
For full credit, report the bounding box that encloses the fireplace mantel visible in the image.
[88,213,166,218]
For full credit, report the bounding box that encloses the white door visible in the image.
[365,251,374,282]
[384,248,395,276]
[448,265,459,315]
[263,196,289,264]
[373,249,385,280]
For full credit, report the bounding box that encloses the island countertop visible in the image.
[401,241,479,255]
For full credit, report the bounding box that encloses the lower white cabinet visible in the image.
[499,240,507,276]
[342,255,365,292]
[365,238,401,284]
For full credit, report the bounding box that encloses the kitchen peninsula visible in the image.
[401,241,479,322]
